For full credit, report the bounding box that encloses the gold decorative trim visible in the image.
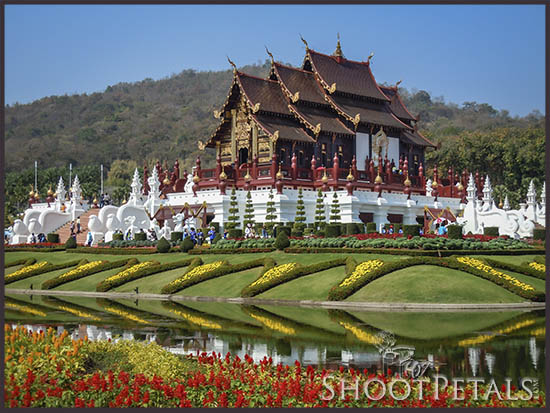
[353,113,361,127]
[272,130,280,143]
[197,140,206,151]
[291,91,300,103]
[213,110,221,119]
[328,83,337,94]
[252,102,261,113]
[314,123,321,136]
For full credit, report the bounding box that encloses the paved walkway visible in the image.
[5,288,545,313]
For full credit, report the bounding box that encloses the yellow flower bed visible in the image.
[249,313,296,335]
[530,327,545,337]
[168,308,222,330]
[5,302,47,317]
[166,261,225,289]
[55,305,101,321]
[339,260,384,287]
[103,306,150,324]
[339,321,382,345]
[58,261,105,280]
[529,262,545,272]
[457,257,535,291]
[5,262,49,282]
[249,263,299,288]
[458,319,536,346]
[102,261,157,284]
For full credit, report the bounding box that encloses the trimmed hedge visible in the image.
[403,224,421,237]
[65,237,77,249]
[4,246,66,252]
[4,259,85,285]
[241,257,347,298]
[134,232,147,241]
[228,229,243,239]
[366,222,377,233]
[483,258,545,280]
[189,248,275,255]
[47,233,60,243]
[447,225,463,240]
[67,247,158,255]
[157,237,171,253]
[327,256,545,302]
[4,257,36,268]
[283,247,543,257]
[274,231,290,250]
[345,256,358,275]
[42,258,133,290]
[180,237,195,253]
[112,233,124,241]
[96,258,194,292]
[171,232,183,242]
[533,228,545,240]
[534,256,545,265]
[325,224,341,238]
[160,257,268,294]
[484,227,499,237]
[274,226,292,237]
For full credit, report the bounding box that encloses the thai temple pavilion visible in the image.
[204,37,435,186]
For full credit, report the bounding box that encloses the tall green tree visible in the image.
[292,188,306,236]
[265,189,277,234]
[225,187,240,230]
[329,192,341,224]
[243,191,255,228]
[314,189,326,230]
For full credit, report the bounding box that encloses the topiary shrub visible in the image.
[212,233,222,244]
[275,226,292,237]
[274,230,290,250]
[65,236,77,249]
[315,230,325,237]
[447,225,463,239]
[47,233,60,243]
[171,232,183,242]
[403,224,421,237]
[484,227,499,237]
[113,233,124,241]
[228,229,243,239]
[325,224,341,238]
[156,237,171,253]
[346,223,360,235]
[366,222,377,233]
[180,237,195,252]
[134,232,147,241]
[533,228,545,240]
[291,229,303,238]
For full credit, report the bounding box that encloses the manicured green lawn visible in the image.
[501,269,546,293]
[114,267,191,294]
[257,266,347,301]
[257,305,347,335]
[347,310,524,340]
[346,265,524,303]
[176,267,263,297]
[7,267,76,290]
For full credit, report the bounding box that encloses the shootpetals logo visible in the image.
[321,331,538,403]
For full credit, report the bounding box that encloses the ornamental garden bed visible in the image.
[69,247,159,255]
[284,247,543,256]
[4,259,86,285]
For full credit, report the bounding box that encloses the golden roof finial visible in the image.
[375,174,383,184]
[395,79,402,88]
[346,167,354,182]
[300,34,309,50]
[265,46,274,64]
[226,56,237,73]
[367,52,374,64]
[244,168,252,182]
[321,168,329,184]
[334,33,343,58]
[29,184,35,197]
[276,164,283,180]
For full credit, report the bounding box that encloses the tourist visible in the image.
[190,228,197,244]
[60,203,66,213]
[388,225,394,234]
[183,229,189,239]
[38,233,46,243]
[245,223,252,239]
[398,228,403,234]
[77,217,81,234]
[261,224,268,239]
[208,227,216,244]
[70,221,75,236]
[381,227,387,234]
[86,231,93,247]
[223,229,228,239]
[197,229,204,246]
[30,233,37,244]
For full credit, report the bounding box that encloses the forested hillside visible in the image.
[4,60,545,221]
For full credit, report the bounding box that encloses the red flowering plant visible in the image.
[4,325,545,408]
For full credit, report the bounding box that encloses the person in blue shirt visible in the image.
[208,227,216,244]
[197,229,204,246]
[190,228,197,244]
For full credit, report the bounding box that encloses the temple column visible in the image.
[252,123,258,159]
[230,109,237,162]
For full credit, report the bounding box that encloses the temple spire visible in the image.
[333,33,344,58]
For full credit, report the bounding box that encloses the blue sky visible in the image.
[5,4,545,116]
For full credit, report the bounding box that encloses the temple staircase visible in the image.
[56,209,98,244]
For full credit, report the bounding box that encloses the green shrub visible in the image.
[403,224,421,237]
[65,236,77,249]
[345,256,357,275]
[274,231,290,250]
[345,223,360,235]
[5,259,85,284]
[43,258,131,290]
[275,226,292,237]
[447,225,463,239]
[180,237,195,253]
[483,258,545,280]
[228,229,243,239]
[4,257,37,268]
[366,222,377,233]
[96,258,193,292]
[134,232,147,241]
[46,233,60,243]
[170,232,183,242]
[69,246,157,255]
[156,237,171,253]
[325,224,341,237]
[315,230,325,237]
[291,230,303,238]
[483,227,499,237]
[113,233,124,241]
[212,233,222,244]
[533,228,545,240]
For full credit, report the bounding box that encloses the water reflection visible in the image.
[5,293,545,384]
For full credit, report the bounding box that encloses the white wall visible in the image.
[385,137,400,165]
[355,132,370,167]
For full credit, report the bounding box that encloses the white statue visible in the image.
[128,168,143,206]
[159,222,171,241]
[184,167,196,193]
[123,216,139,240]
